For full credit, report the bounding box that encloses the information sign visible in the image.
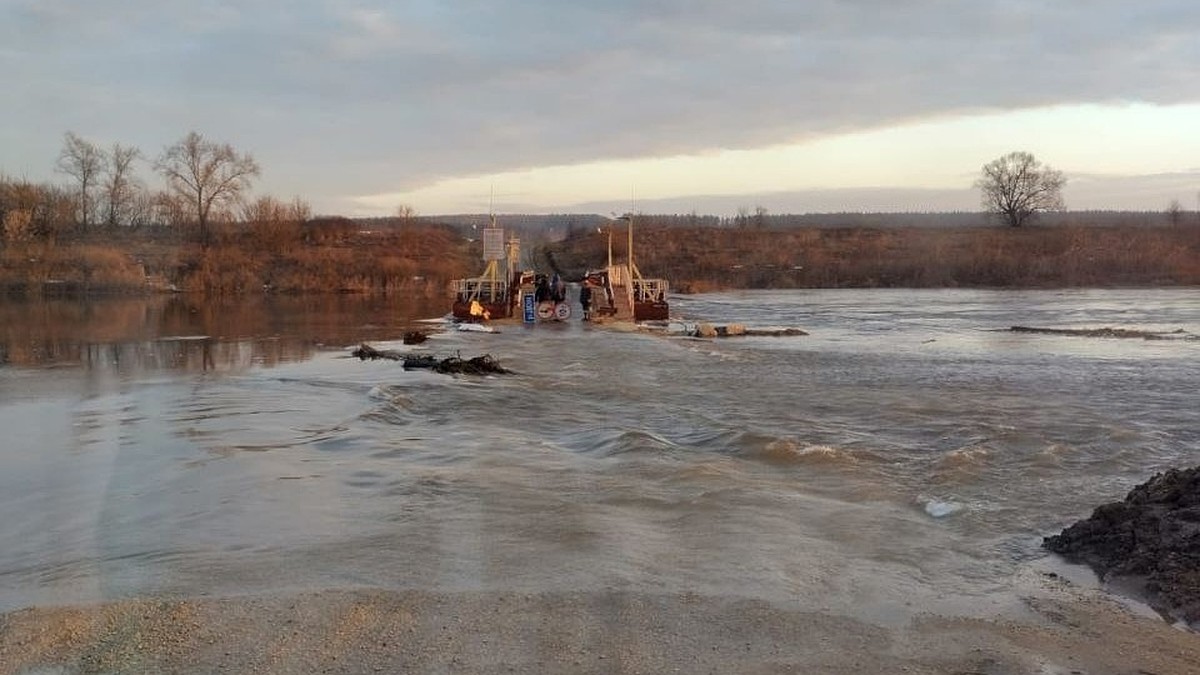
[482,228,505,261]
[523,292,535,323]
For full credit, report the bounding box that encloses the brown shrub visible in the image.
[545,223,1200,291]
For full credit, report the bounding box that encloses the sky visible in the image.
[3,0,1199,217]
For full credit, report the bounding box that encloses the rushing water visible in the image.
[1,289,1197,625]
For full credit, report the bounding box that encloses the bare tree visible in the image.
[102,143,142,228]
[753,205,768,229]
[242,195,310,248]
[146,190,189,230]
[56,131,106,230]
[975,151,1066,228]
[735,205,750,229]
[155,131,260,244]
[0,179,74,241]
[396,203,418,222]
[1167,199,1184,227]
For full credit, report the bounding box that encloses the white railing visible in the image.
[451,278,507,302]
[632,278,668,303]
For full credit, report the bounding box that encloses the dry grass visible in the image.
[546,224,1200,292]
[4,221,1196,297]
[1,223,476,296]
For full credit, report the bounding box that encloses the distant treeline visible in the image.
[399,209,1193,238]
[539,223,1200,291]
[4,154,1198,296]
[6,130,1196,296]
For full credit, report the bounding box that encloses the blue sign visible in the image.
[523,292,535,323]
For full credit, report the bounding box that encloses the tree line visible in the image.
[2,130,274,245]
[1,131,483,296]
[3,135,1195,296]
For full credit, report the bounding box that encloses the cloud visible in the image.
[300,0,1200,189]
[3,1,1199,213]
[1065,170,1200,210]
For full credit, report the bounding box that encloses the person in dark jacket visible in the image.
[579,281,593,321]
[550,273,565,302]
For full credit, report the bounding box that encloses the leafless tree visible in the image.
[753,205,768,229]
[155,131,260,244]
[396,200,420,219]
[146,190,189,229]
[102,143,142,228]
[1167,199,1184,227]
[0,178,74,241]
[735,205,750,228]
[243,195,310,224]
[975,151,1066,228]
[56,131,106,230]
[241,195,311,248]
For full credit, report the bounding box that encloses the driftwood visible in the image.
[427,353,510,375]
[643,321,807,338]
[352,344,402,360]
[1044,466,1200,624]
[351,344,510,375]
[1008,326,1194,340]
[403,331,429,345]
[744,327,809,337]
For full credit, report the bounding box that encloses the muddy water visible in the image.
[1,289,1197,626]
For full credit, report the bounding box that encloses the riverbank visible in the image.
[3,222,1197,297]
[0,221,475,296]
[3,579,1198,675]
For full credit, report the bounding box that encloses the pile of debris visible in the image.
[1044,465,1200,624]
[351,344,510,375]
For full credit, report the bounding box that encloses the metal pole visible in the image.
[627,213,634,275]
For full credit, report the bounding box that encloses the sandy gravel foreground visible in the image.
[2,583,1198,674]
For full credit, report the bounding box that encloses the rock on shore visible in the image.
[1043,466,1200,623]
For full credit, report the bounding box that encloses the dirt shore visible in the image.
[3,577,1198,675]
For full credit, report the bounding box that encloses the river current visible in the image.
[1,288,1197,626]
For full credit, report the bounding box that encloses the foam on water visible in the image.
[923,498,965,518]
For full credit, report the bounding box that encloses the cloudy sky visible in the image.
[3,0,1199,216]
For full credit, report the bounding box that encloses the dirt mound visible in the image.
[1044,466,1200,623]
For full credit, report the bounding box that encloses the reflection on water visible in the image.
[0,294,446,372]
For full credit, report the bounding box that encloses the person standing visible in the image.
[579,280,593,321]
[550,273,565,303]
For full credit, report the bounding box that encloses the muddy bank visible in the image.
[1044,466,1200,624]
[3,585,1200,675]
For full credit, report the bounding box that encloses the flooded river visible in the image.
[1,289,1198,627]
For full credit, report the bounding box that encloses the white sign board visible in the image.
[482,228,505,261]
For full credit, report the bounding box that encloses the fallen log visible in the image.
[744,327,809,337]
[352,343,402,361]
[430,353,510,375]
[653,322,808,338]
[402,354,439,369]
[1008,326,1194,340]
[351,344,510,375]
[1044,466,1200,624]
[403,330,429,345]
